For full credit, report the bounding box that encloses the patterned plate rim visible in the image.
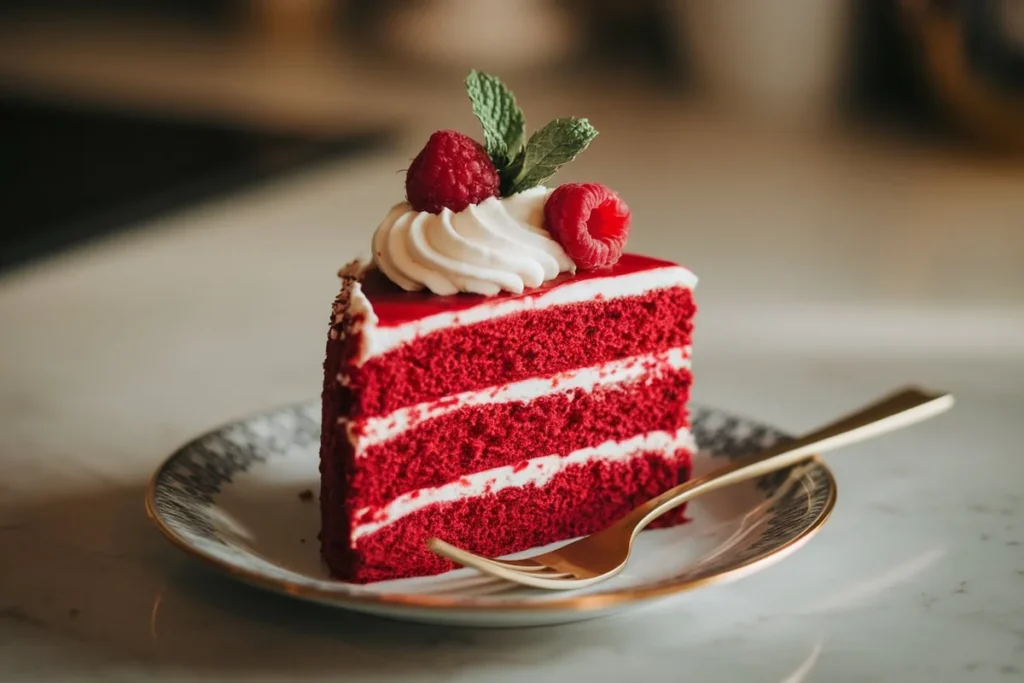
[145,401,837,613]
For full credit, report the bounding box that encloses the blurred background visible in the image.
[3,4,1024,674]
[0,0,1022,323]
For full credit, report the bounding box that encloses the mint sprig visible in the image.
[464,71,597,196]
[465,70,525,170]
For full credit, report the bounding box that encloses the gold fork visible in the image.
[427,387,954,590]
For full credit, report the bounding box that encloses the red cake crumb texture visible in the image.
[320,256,698,583]
[351,369,692,507]
[337,451,692,583]
[354,277,694,418]
[318,70,699,583]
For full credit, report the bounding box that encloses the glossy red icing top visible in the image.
[359,253,683,327]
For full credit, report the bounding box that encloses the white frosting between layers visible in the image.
[351,427,696,541]
[348,264,698,363]
[347,347,692,452]
[371,187,575,296]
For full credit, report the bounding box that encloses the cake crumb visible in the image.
[298,489,315,503]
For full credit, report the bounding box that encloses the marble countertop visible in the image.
[1,95,1023,682]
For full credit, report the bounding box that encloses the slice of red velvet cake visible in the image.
[319,71,698,583]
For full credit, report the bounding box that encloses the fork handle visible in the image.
[621,387,954,535]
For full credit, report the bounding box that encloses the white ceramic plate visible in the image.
[146,400,836,627]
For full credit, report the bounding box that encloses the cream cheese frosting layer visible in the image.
[345,347,692,452]
[351,427,695,541]
[341,264,697,363]
[372,187,575,297]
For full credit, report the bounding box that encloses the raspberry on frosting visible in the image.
[405,130,501,214]
[544,183,631,270]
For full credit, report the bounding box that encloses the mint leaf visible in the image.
[465,70,525,169]
[507,117,597,194]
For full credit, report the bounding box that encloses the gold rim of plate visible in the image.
[145,453,837,613]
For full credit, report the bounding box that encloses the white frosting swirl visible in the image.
[371,187,576,296]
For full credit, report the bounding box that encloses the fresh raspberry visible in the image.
[405,130,500,214]
[544,183,631,269]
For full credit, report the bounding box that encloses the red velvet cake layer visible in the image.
[324,449,692,583]
[349,368,692,508]
[346,286,695,418]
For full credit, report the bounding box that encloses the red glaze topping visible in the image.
[360,252,682,328]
